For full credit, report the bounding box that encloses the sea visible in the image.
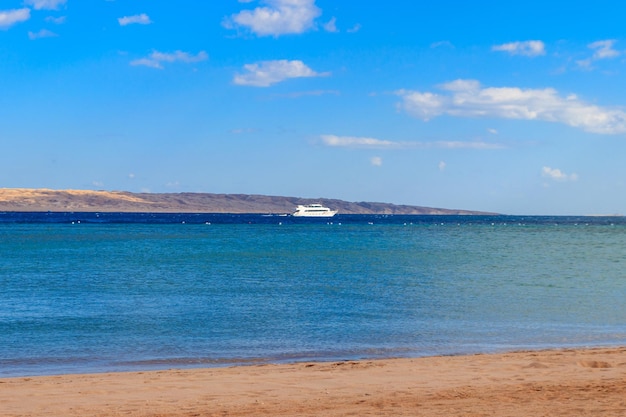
[1,212,625,377]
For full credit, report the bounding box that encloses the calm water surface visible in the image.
[1,214,625,376]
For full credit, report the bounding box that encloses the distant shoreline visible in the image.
[0,188,494,215]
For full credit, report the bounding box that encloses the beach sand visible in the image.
[2,347,625,416]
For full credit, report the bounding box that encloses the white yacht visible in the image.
[292,203,338,217]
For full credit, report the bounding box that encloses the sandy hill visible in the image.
[0,188,491,215]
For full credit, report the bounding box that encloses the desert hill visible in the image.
[0,188,491,215]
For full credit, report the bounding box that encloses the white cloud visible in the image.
[487,128,498,135]
[492,40,546,56]
[370,156,382,166]
[28,29,57,39]
[0,8,30,29]
[542,166,578,182]
[395,90,447,121]
[130,58,161,69]
[224,0,321,37]
[396,79,626,135]
[438,161,446,171]
[320,135,503,150]
[323,16,337,32]
[45,15,65,24]
[435,141,504,149]
[577,39,621,69]
[431,40,454,49]
[322,135,396,148]
[24,0,66,10]
[589,39,620,60]
[118,13,152,26]
[130,50,208,69]
[346,23,361,33]
[233,59,329,87]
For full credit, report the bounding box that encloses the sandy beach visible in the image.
[1,347,625,416]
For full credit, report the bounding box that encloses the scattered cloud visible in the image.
[370,156,383,166]
[323,16,337,32]
[431,40,454,49]
[492,40,546,56]
[118,13,152,26]
[577,39,621,69]
[45,15,65,24]
[28,29,57,39]
[130,50,208,69]
[320,135,504,150]
[322,135,396,148]
[589,39,620,60]
[346,23,361,33]
[223,0,321,37]
[0,8,30,29]
[396,79,626,134]
[542,166,578,182]
[436,141,503,149]
[487,128,498,135]
[233,59,330,87]
[24,0,66,10]
[438,161,446,171]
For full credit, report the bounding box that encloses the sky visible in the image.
[1,0,626,215]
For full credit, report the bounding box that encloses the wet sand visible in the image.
[2,347,625,416]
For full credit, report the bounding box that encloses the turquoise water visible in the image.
[1,215,626,376]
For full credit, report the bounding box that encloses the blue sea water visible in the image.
[1,213,626,377]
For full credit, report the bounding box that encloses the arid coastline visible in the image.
[0,188,492,215]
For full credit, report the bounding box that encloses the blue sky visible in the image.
[1,0,625,214]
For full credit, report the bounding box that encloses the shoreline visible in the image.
[0,188,493,215]
[6,341,625,379]
[2,347,625,416]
